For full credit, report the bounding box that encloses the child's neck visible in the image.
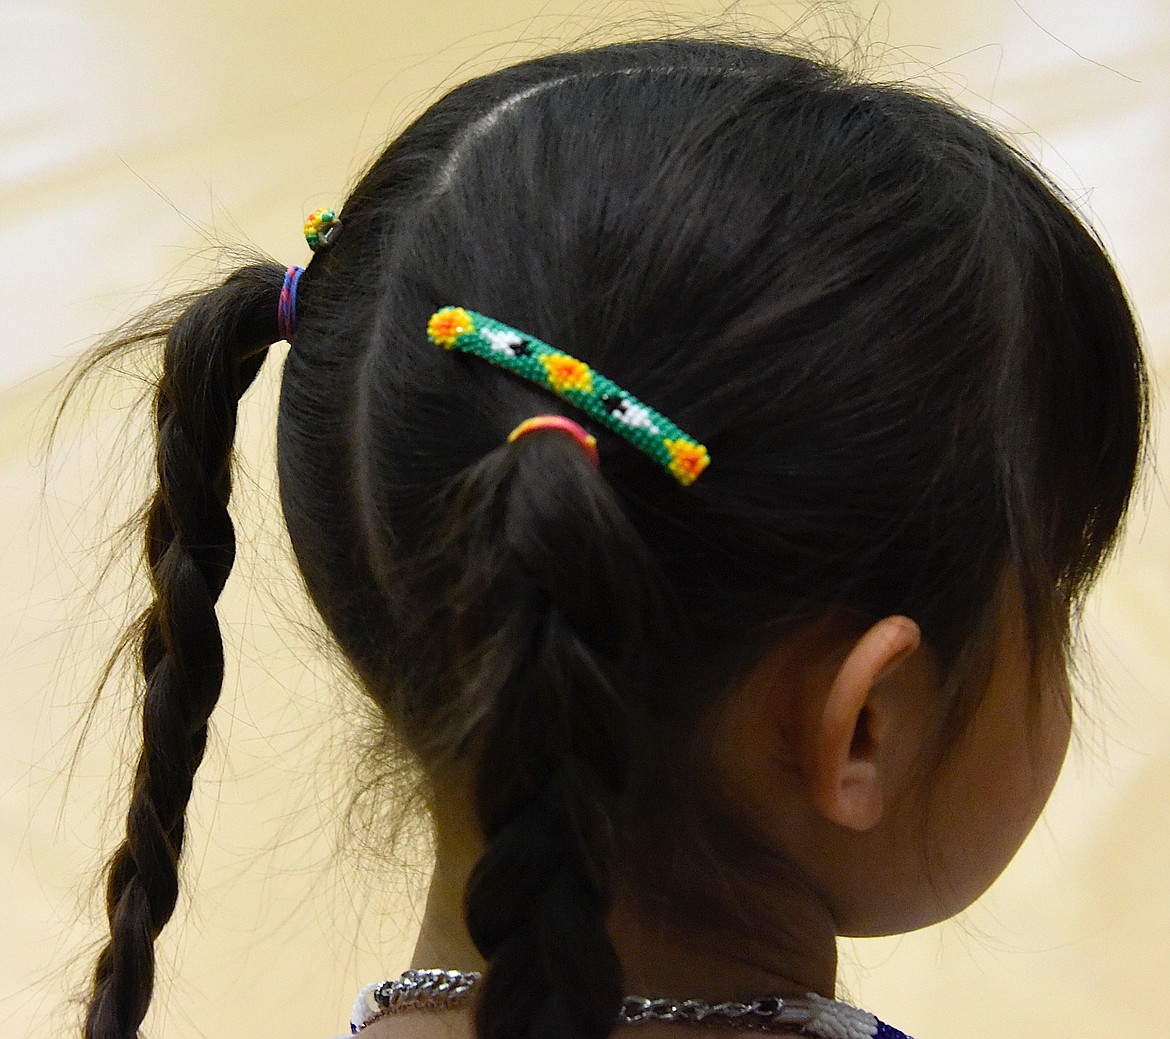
[409,844,839,1003]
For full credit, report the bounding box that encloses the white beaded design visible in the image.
[350,982,384,1033]
[800,993,879,1039]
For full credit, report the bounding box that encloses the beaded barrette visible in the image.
[427,307,710,486]
[304,207,342,251]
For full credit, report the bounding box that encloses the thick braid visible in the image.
[467,612,627,1039]
[442,438,661,1039]
[84,264,285,1039]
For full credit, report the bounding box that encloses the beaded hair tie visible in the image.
[427,307,710,486]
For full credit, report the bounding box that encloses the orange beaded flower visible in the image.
[540,354,593,393]
[664,439,711,486]
[427,307,476,348]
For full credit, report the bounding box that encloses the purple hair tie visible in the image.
[278,265,303,342]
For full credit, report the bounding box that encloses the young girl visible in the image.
[70,36,1147,1039]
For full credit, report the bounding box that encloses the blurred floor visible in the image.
[2,2,1168,1037]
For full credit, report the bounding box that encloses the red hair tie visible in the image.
[507,415,600,468]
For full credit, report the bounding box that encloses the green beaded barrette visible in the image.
[426,307,710,486]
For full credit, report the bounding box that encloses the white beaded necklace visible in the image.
[351,969,904,1039]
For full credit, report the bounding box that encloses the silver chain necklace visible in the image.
[354,968,890,1038]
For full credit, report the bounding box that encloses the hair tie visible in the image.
[278,265,303,342]
[427,307,710,486]
[508,415,600,467]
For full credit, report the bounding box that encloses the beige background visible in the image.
[2,2,1168,1037]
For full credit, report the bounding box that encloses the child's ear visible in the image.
[804,616,922,832]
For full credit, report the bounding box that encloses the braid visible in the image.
[467,607,628,1039]
[84,264,285,1039]
[419,435,663,1039]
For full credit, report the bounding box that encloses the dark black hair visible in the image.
[63,36,1146,1039]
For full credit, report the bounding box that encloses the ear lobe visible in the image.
[808,616,921,832]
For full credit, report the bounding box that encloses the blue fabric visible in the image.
[875,1018,916,1039]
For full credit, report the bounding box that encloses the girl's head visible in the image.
[76,36,1146,1039]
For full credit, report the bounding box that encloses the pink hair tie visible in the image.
[507,415,600,468]
[278,265,303,342]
